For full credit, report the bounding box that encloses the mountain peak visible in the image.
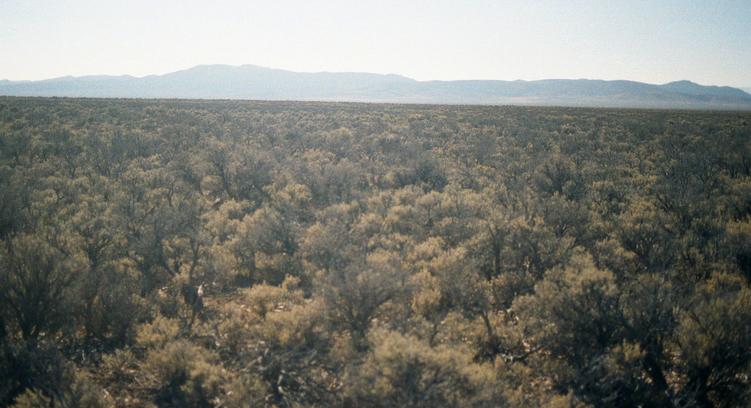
[664,80,698,86]
[660,80,749,99]
[1,65,750,110]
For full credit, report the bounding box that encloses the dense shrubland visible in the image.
[1,97,751,407]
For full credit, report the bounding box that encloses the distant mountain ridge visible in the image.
[2,64,750,110]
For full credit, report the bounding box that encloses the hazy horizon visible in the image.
[2,62,750,90]
[1,0,750,87]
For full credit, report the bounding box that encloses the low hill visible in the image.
[2,64,750,109]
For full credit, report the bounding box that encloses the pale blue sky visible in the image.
[1,0,750,86]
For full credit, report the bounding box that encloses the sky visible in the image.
[1,0,750,87]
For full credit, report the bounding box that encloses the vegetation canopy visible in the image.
[1,97,750,407]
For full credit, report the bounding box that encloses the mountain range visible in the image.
[2,64,750,110]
